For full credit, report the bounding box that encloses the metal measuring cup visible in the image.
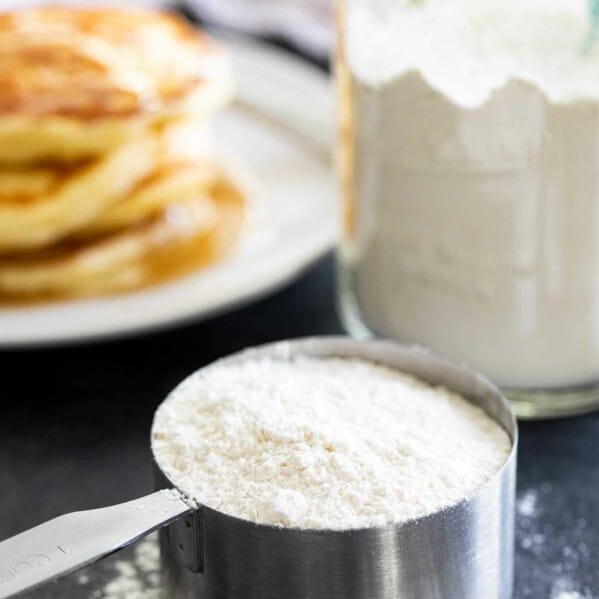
[0,337,518,599]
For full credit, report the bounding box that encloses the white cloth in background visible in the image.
[0,0,166,8]
[187,0,333,57]
[0,0,334,58]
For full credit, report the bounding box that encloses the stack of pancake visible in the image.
[0,6,248,301]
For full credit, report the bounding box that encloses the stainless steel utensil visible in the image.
[0,337,518,599]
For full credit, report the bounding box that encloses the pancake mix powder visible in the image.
[152,357,511,530]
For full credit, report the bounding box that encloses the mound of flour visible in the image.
[347,0,597,105]
[152,357,511,530]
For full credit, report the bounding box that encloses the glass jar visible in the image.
[336,0,599,418]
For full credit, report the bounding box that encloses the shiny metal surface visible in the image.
[0,491,192,599]
[155,337,518,599]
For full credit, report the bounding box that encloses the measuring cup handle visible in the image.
[0,489,193,599]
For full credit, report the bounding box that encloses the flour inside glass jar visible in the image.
[340,0,599,389]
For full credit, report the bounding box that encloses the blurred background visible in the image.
[1,2,598,598]
[2,0,334,58]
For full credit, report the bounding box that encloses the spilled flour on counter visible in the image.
[84,536,161,599]
[152,356,511,529]
[516,483,596,598]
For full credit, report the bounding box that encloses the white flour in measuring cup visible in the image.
[152,356,510,530]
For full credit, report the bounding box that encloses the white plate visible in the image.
[0,36,337,347]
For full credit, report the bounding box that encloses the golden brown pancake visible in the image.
[0,6,231,164]
[0,168,248,301]
[0,117,216,252]
[0,7,250,304]
[0,135,157,252]
[78,160,219,237]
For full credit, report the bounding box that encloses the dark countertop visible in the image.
[1,254,598,598]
